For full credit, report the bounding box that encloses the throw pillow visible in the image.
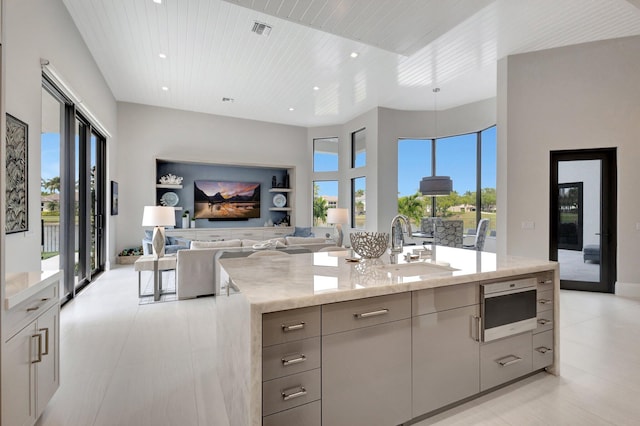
[292,226,314,237]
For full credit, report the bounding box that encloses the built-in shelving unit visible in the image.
[155,159,295,228]
[269,187,292,212]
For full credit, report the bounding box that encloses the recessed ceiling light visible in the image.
[288,107,295,111]
[161,86,169,91]
[313,86,320,91]
[153,0,162,4]
[350,52,359,58]
[158,53,167,59]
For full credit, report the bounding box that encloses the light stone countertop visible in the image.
[5,270,62,310]
[218,246,559,314]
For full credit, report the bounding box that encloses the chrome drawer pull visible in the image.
[538,298,552,305]
[354,308,389,319]
[282,354,307,366]
[282,322,305,332]
[31,334,43,364]
[535,346,553,354]
[282,386,307,401]
[496,355,522,367]
[26,306,40,312]
[537,318,552,325]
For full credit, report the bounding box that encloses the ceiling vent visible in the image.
[251,21,272,36]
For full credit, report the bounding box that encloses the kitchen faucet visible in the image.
[390,214,412,254]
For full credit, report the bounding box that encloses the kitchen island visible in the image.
[215,246,559,426]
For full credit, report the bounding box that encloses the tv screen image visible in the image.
[193,180,261,220]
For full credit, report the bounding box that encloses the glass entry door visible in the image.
[550,150,616,292]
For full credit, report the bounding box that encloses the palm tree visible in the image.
[398,192,425,226]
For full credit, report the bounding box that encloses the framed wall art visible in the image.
[5,113,29,234]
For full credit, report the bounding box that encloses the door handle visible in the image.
[31,334,43,364]
[39,327,50,356]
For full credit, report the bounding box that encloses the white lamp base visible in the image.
[335,223,344,247]
[152,226,166,258]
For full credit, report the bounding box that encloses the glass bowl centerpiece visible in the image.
[350,232,389,259]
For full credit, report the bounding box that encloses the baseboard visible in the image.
[615,282,640,298]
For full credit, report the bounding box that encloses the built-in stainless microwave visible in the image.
[481,278,537,342]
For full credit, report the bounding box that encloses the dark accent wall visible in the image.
[157,160,289,229]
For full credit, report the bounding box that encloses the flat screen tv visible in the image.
[193,180,261,220]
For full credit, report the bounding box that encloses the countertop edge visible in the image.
[5,270,62,310]
[246,263,558,314]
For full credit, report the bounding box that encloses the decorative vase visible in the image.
[182,217,189,228]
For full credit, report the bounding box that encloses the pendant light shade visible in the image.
[420,176,453,196]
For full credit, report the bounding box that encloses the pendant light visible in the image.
[420,88,453,196]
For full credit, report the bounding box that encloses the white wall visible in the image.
[558,160,600,247]
[116,102,307,254]
[500,35,640,294]
[3,0,117,272]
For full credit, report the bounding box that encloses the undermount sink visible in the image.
[376,261,458,276]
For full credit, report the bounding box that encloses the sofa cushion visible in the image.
[190,239,242,250]
[285,236,327,245]
[289,226,314,237]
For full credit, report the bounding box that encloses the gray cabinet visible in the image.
[412,304,480,416]
[533,273,555,370]
[322,293,412,426]
[262,306,321,425]
[480,331,533,391]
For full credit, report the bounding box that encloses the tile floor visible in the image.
[36,265,640,425]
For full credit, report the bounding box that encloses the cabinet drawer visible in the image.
[263,337,321,381]
[537,271,554,291]
[322,292,411,335]
[263,306,321,347]
[5,285,57,339]
[412,282,479,316]
[535,310,553,334]
[537,289,553,314]
[480,332,533,391]
[263,400,320,426]
[533,330,554,370]
[262,369,321,416]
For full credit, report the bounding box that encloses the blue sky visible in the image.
[314,126,496,198]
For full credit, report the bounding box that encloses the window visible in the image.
[435,133,477,231]
[313,180,338,225]
[352,177,366,228]
[351,128,366,168]
[397,126,496,237]
[480,126,497,235]
[314,137,339,172]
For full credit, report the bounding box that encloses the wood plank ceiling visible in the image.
[61,0,640,127]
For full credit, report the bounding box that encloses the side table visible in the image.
[133,254,177,301]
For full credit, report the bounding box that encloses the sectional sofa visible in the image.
[176,237,335,299]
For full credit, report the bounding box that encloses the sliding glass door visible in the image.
[41,79,106,301]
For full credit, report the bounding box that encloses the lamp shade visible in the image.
[142,206,176,227]
[419,176,453,196]
[327,208,349,224]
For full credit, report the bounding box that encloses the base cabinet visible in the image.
[322,318,412,426]
[412,304,480,416]
[2,304,59,426]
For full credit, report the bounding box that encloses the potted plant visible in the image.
[116,246,143,264]
[191,217,196,228]
[182,210,190,228]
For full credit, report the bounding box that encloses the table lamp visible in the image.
[327,208,349,247]
[142,206,176,258]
